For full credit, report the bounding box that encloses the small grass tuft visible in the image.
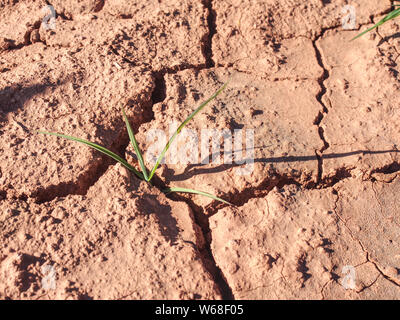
[39,82,232,206]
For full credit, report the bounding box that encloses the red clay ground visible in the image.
[0,0,399,299]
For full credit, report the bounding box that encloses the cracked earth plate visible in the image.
[210,177,400,299]
[317,27,400,182]
[0,164,220,299]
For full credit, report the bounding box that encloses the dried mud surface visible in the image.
[1,0,399,299]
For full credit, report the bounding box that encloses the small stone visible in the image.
[227,262,239,274]
[5,208,13,217]
[30,29,41,43]
[0,38,13,51]
[33,53,43,61]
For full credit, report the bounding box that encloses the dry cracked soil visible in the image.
[0,0,400,300]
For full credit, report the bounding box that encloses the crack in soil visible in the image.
[371,161,400,179]
[205,172,303,215]
[139,2,235,297]
[355,271,381,294]
[148,2,234,296]
[312,30,331,184]
[363,246,400,288]
[317,166,355,188]
[151,72,167,104]
[165,192,234,299]
[306,5,398,187]
[314,159,400,190]
[201,0,216,67]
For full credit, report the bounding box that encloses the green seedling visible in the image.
[352,1,400,40]
[39,82,232,205]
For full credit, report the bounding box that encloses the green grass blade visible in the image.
[147,82,229,181]
[122,106,149,181]
[38,131,144,180]
[352,7,400,40]
[164,187,233,205]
